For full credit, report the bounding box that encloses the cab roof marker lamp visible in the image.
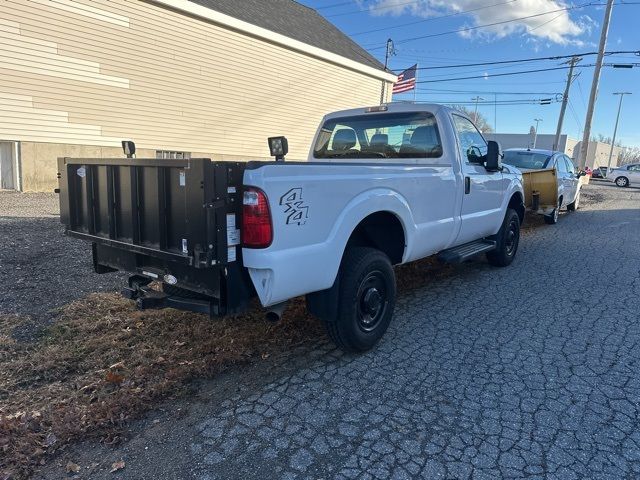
[365,105,388,113]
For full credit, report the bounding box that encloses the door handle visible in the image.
[464,176,471,194]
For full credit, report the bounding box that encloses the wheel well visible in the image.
[508,192,525,225]
[346,212,405,265]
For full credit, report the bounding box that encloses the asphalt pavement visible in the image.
[35,181,640,479]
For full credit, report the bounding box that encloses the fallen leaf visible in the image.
[110,460,125,473]
[66,461,81,473]
[43,433,57,447]
[105,371,124,384]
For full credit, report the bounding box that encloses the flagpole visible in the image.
[413,64,418,102]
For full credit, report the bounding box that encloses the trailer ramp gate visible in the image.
[57,157,253,316]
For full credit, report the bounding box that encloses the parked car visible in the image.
[592,166,609,179]
[56,103,525,352]
[501,148,582,224]
[608,163,640,187]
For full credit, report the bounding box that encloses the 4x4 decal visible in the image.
[280,188,309,225]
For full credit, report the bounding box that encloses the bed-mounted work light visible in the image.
[268,136,288,162]
[121,140,136,158]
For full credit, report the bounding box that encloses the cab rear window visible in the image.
[313,112,442,159]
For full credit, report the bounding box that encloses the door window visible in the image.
[555,156,568,173]
[452,115,487,164]
[563,156,576,174]
[628,165,640,171]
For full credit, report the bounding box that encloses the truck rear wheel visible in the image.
[486,208,520,267]
[325,247,396,352]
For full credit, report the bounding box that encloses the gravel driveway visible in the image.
[0,190,125,338]
[15,182,640,479]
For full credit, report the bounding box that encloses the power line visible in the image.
[415,62,637,83]
[567,99,584,133]
[365,4,588,48]
[417,88,562,95]
[349,0,517,36]
[392,50,639,72]
[326,0,426,17]
[398,100,560,106]
[364,2,627,50]
[315,1,364,10]
[411,98,560,104]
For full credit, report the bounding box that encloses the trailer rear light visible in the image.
[242,187,272,248]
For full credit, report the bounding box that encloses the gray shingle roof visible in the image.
[188,0,385,70]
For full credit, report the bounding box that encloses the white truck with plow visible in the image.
[57,103,525,352]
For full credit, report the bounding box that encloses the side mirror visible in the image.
[484,140,502,172]
[268,136,288,162]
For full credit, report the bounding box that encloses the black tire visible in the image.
[486,208,520,267]
[615,176,629,187]
[544,206,559,225]
[325,247,396,352]
[566,190,580,212]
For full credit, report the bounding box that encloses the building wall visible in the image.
[0,0,392,191]
[580,141,623,169]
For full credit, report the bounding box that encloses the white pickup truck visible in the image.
[57,103,525,352]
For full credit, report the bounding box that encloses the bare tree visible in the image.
[619,146,640,165]
[451,105,494,133]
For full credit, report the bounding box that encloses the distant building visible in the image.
[485,133,623,169]
[0,0,395,191]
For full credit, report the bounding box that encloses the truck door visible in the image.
[451,114,504,244]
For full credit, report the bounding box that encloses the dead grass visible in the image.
[0,294,323,479]
[0,256,470,479]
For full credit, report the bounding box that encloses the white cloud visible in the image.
[367,0,596,46]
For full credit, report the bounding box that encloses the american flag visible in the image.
[392,64,417,94]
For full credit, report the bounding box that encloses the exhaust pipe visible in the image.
[265,302,287,323]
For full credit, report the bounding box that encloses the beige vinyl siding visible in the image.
[0,0,391,190]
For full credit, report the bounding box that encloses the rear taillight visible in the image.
[242,187,272,248]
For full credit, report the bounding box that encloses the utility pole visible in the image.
[533,118,543,148]
[472,96,484,123]
[606,92,632,169]
[578,0,615,168]
[380,38,394,105]
[553,56,581,151]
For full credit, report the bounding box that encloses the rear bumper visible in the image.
[122,277,215,316]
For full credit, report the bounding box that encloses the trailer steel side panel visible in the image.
[57,157,253,315]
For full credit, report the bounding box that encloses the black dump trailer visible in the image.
[57,157,254,316]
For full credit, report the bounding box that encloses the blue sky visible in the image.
[300,0,640,147]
